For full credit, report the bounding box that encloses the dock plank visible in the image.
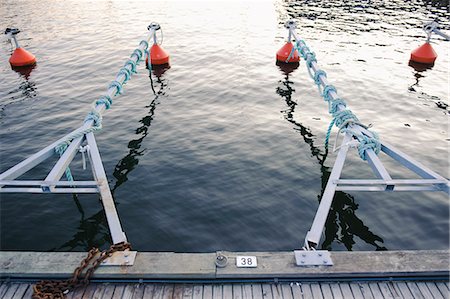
[319,283,332,299]
[2,283,19,299]
[329,283,343,299]
[121,284,135,299]
[21,284,33,299]
[0,283,9,298]
[212,285,222,299]
[368,283,383,299]
[289,283,302,299]
[223,285,233,299]
[192,284,203,299]
[271,284,282,299]
[261,283,272,299]
[339,283,353,299]
[309,283,322,299]
[378,282,395,298]
[172,284,184,299]
[162,284,174,299]
[91,284,105,299]
[425,282,444,299]
[132,284,145,299]
[395,282,413,299]
[233,284,243,299]
[348,283,364,299]
[406,282,424,299]
[280,284,293,299]
[242,284,253,299]
[416,282,434,299]
[10,283,28,299]
[203,285,213,299]
[435,282,449,298]
[99,284,115,299]
[358,283,374,299]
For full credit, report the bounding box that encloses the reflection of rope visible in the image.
[295,39,380,160]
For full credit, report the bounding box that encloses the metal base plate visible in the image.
[294,250,333,266]
[100,251,137,266]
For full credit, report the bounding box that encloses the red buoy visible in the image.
[276,42,299,63]
[410,42,437,64]
[9,47,36,67]
[148,44,169,65]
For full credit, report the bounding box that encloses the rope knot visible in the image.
[322,85,337,102]
[124,59,137,74]
[84,110,102,130]
[313,69,326,86]
[139,40,149,50]
[109,80,123,96]
[131,48,143,62]
[117,67,132,84]
[95,95,113,110]
[357,133,381,160]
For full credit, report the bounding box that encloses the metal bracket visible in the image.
[100,250,137,266]
[294,250,333,266]
[284,20,297,30]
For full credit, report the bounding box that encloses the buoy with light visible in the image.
[146,23,169,66]
[276,20,300,64]
[5,28,36,67]
[410,21,449,65]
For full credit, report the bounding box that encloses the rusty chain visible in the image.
[32,242,131,299]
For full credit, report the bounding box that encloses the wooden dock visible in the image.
[1,250,448,298]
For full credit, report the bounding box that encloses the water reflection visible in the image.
[1,65,37,116]
[276,65,386,251]
[56,68,169,251]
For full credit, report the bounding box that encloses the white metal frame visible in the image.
[283,21,450,250]
[0,25,160,245]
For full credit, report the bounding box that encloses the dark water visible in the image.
[0,0,449,252]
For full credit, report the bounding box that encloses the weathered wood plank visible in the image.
[2,251,448,280]
[233,284,243,299]
[212,285,222,299]
[358,283,374,299]
[320,283,333,299]
[142,284,156,299]
[131,283,145,299]
[251,284,264,299]
[162,284,174,299]
[0,283,10,298]
[112,285,126,299]
[82,284,97,299]
[2,283,19,299]
[368,283,383,299]
[309,283,322,299]
[172,284,184,299]
[242,284,253,299]
[329,283,343,299]
[281,284,293,299]
[152,284,165,299]
[223,285,233,299]
[121,284,136,299]
[435,282,449,298]
[339,283,353,299]
[395,282,413,299]
[67,285,86,299]
[405,283,424,299]
[203,285,213,299]
[348,283,365,299]
[425,282,445,299]
[10,283,28,299]
[100,284,116,299]
[378,282,395,298]
[261,283,272,299]
[91,284,105,299]
[288,283,300,299]
[192,285,203,299]
[21,284,34,299]
[416,282,434,299]
[271,284,283,299]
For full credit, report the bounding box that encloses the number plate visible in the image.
[236,256,257,268]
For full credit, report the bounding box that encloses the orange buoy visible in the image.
[9,47,36,67]
[148,44,169,65]
[276,42,300,63]
[410,42,437,64]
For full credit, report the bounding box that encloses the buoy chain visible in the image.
[294,39,381,159]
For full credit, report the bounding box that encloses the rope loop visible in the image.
[322,85,337,103]
[124,59,137,73]
[329,98,346,114]
[84,110,102,130]
[131,49,143,62]
[333,109,359,129]
[109,80,123,96]
[313,69,326,86]
[305,51,317,68]
[117,67,132,83]
[139,40,149,50]
[95,95,113,110]
[357,133,381,160]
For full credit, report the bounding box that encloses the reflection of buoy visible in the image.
[10,47,36,67]
[147,44,169,65]
[410,42,437,64]
[276,42,299,63]
[11,64,36,79]
[276,61,299,75]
